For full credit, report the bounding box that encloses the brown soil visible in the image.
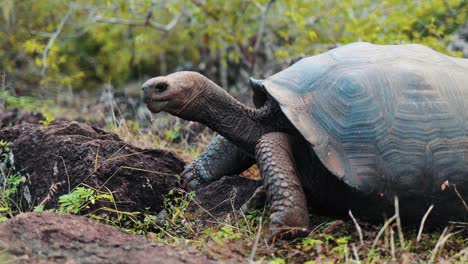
[0,120,185,212]
[0,212,217,264]
[0,117,261,263]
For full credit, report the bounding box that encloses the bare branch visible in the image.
[348,210,364,246]
[394,196,405,249]
[251,0,275,75]
[450,183,468,211]
[372,214,398,248]
[417,205,434,243]
[248,215,263,263]
[390,227,396,261]
[430,227,463,262]
[94,12,182,32]
[41,6,74,76]
[30,30,55,37]
[31,8,98,39]
[351,244,360,263]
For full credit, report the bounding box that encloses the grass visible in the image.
[0,93,467,263]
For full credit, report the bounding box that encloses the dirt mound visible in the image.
[0,119,260,219]
[0,212,216,264]
[0,120,185,212]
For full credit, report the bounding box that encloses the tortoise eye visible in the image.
[154,82,168,93]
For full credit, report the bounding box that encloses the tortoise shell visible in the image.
[262,42,468,197]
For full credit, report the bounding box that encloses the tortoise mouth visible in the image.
[144,100,169,113]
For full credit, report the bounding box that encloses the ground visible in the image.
[0,91,467,263]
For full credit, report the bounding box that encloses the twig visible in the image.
[2,72,6,90]
[31,7,98,39]
[430,227,461,262]
[97,167,121,191]
[106,83,117,128]
[352,244,360,263]
[94,12,181,32]
[451,183,468,211]
[105,144,132,160]
[344,244,349,263]
[372,214,398,248]
[38,181,65,206]
[238,211,252,235]
[417,205,434,243]
[348,210,364,246]
[384,219,389,250]
[248,215,263,263]
[41,6,74,76]
[250,0,275,75]
[394,196,405,248]
[1,72,5,111]
[390,227,396,261]
[94,145,100,173]
[119,166,179,177]
[52,154,71,192]
[153,221,178,241]
[449,247,468,262]
[189,192,222,223]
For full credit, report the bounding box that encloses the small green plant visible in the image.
[38,113,55,126]
[270,258,286,264]
[300,237,323,251]
[154,188,197,241]
[0,140,24,221]
[90,188,198,243]
[56,187,113,214]
[0,174,25,222]
[0,141,11,162]
[1,90,57,119]
[212,226,242,239]
[163,127,181,142]
[332,236,351,255]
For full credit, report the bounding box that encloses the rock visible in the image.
[0,120,185,213]
[188,176,262,220]
[0,212,216,264]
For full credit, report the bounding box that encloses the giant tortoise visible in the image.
[142,42,468,238]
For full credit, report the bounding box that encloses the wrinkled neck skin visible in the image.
[176,79,288,155]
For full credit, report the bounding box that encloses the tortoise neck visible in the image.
[186,81,265,154]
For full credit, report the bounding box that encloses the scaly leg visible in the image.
[182,134,255,190]
[256,132,309,239]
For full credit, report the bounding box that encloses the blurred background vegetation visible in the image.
[1,2,468,262]
[1,0,467,99]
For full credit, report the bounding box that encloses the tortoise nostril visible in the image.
[142,84,150,91]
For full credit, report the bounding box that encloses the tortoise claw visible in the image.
[269,226,310,242]
[180,163,199,191]
[179,162,208,191]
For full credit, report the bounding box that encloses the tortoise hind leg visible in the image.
[256,132,309,239]
[182,134,255,190]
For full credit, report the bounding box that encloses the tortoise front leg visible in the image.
[182,134,255,190]
[256,132,309,239]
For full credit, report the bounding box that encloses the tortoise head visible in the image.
[142,71,204,116]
